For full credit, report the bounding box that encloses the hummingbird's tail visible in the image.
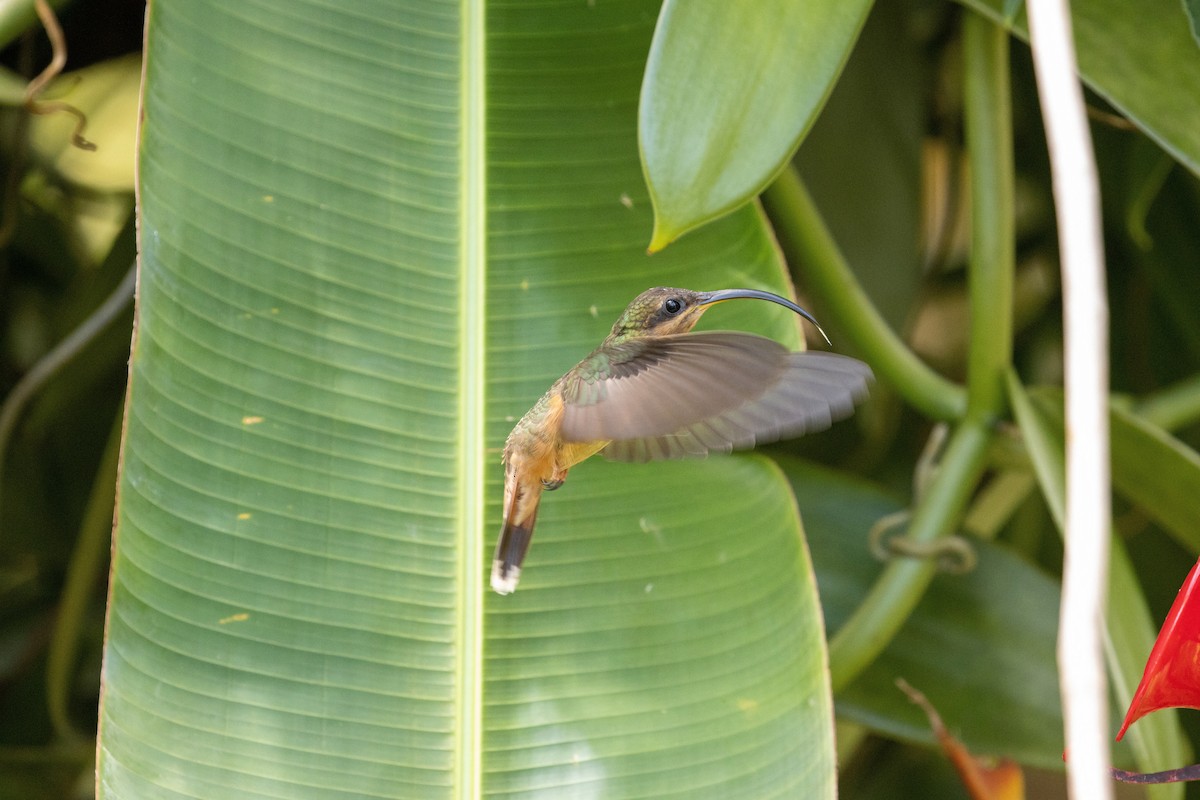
[491,478,542,594]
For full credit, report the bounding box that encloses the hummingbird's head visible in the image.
[609,286,832,343]
[609,288,713,337]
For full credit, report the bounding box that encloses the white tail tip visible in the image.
[491,561,520,595]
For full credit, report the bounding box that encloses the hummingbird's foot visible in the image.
[541,477,565,491]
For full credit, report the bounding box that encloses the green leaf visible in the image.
[840,742,983,800]
[777,457,1066,769]
[1005,376,1066,530]
[1110,402,1200,552]
[639,0,873,251]
[957,0,1200,176]
[1006,376,1192,799]
[99,1,837,797]
[1002,0,1025,24]
[1010,383,1200,553]
[793,0,926,330]
[1183,0,1200,47]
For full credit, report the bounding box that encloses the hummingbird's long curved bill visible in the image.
[697,289,832,346]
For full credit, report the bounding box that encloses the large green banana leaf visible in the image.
[98,1,836,797]
[958,0,1200,175]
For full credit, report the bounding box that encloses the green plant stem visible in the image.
[762,170,967,422]
[828,417,992,691]
[827,14,1014,692]
[964,12,1014,419]
[0,261,135,540]
[46,405,122,741]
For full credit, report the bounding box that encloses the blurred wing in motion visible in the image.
[559,331,873,462]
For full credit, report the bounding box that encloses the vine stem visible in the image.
[0,262,136,539]
[822,11,1014,691]
[761,172,966,422]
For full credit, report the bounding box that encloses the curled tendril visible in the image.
[868,512,978,575]
[23,0,96,152]
[863,423,978,575]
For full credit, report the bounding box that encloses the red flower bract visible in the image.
[1118,556,1200,740]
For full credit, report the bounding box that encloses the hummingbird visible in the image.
[492,286,873,594]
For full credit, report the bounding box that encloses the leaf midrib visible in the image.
[456,0,487,797]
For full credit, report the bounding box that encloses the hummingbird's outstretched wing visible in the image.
[559,331,872,462]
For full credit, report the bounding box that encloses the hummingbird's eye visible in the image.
[663,298,683,315]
